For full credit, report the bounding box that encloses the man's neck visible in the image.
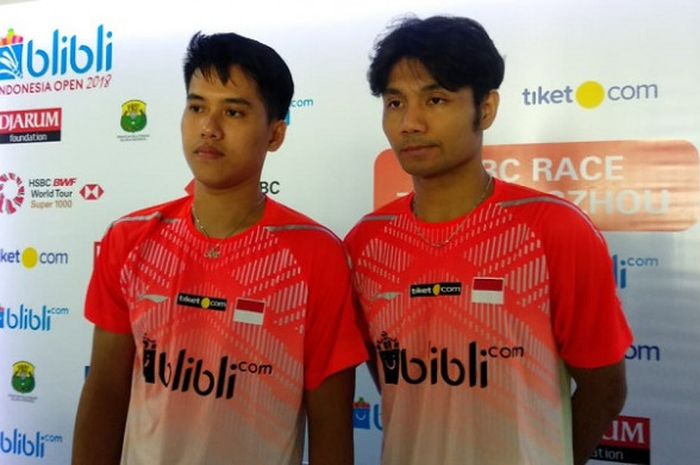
[191,180,266,239]
[412,164,493,224]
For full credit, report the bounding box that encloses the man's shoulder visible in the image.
[496,180,593,223]
[344,195,409,254]
[495,180,604,243]
[105,196,189,242]
[264,198,343,251]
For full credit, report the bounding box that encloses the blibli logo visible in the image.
[522,80,658,109]
[612,254,659,289]
[0,304,69,331]
[0,25,112,81]
[0,429,62,458]
[352,397,382,431]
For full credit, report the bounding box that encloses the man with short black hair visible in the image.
[73,31,366,465]
[346,16,632,465]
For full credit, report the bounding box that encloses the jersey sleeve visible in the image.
[84,223,132,334]
[304,233,368,390]
[545,207,633,368]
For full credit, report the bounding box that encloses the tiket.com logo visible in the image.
[0,247,69,269]
[612,254,659,289]
[410,282,462,298]
[375,332,524,388]
[593,416,650,464]
[80,183,104,200]
[522,80,658,109]
[177,293,227,312]
[0,108,61,144]
[0,26,112,82]
[0,172,24,214]
[142,335,273,400]
[352,397,383,430]
[0,429,63,459]
[0,304,69,331]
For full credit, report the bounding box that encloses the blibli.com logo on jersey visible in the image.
[376,332,524,388]
[0,246,69,269]
[0,428,63,459]
[522,80,658,109]
[353,397,383,431]
[612,254,659,289]
[142,335,273,400]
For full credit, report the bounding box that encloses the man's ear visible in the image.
[267,119,287,152]
[478,90,500,130]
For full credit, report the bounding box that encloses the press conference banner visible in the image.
[1,1,699,464]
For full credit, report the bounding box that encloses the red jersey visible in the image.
[85,195,367,465]
[345,179,632,465]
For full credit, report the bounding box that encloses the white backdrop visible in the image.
[1,1,699,464]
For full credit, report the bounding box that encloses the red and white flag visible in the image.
[471,277,504,304]
[233,298,265,325]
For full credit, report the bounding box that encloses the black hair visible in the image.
[368,16,504,109]
[184,32,294,122]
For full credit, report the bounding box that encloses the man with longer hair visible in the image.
[345,16,632,465]
[73,32,366,465]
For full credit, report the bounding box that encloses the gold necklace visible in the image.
[412,175,493,249]
[192,196,266,259]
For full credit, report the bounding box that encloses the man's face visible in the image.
[381,58,497,180]
[181,66,285,191]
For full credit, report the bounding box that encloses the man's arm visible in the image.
[72,327,135,465]
[568,360,627,465]
[304,368,356,465]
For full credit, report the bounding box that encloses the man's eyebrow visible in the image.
[186,93,252,106]
[383,83,448,96]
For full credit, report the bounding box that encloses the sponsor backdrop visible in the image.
[1,0,698,464]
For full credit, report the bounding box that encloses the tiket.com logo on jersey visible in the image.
[593,416,650,464]
[410,282,462,298]
[142,335,273,400]
[352,397,383,431]
[0,429,63,459]
[0,247,69,269]
[375,332,524,388]
[0,26,113,97]
[0,304,69,331]
[0,108,61,144]
[522,80,658,109]
[612,254,659,289]
[177,293,227,312]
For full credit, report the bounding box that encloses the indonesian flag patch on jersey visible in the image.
[233,298,266,325]
[471,277,505,304]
